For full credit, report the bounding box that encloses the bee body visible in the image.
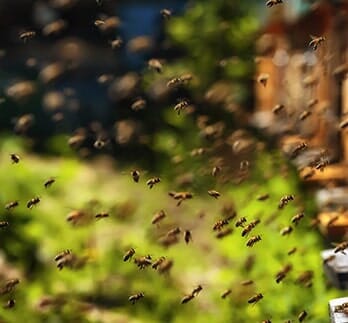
[5,201,19,210]
[248,293,263,304]
[44,178,56,188]
[146,177,161,189]
[246,235,262,247]
[129,292,144,304]
[27,197,40,209]
[221,289,232,299]
[123,248,135,262]
[184,230,192,244]
[10,154,20,164]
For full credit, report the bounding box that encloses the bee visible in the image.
[275,264,292,283]
[131,98,146,111]
[315,157,330,172]
[280,226,293,236]
[110,37,123,49]
[54,249,72,262]
[123,248,136,262]
[235,217,247,228]
[212,166,221,177]
[191,285,203,297]
[288,247,297,256]
[240,160,250,171]
[148,59,163,73]
[168,191,193,206]
[215,228,233,239]
[307,98,318,109]
[128,292,144,304]
[266,0,283,7]
[159,234,179,248]
[166,227,181,237]
[181,294,195,304]
[14,114,35,133]
[131,170,140,183]
[278,195,294,209]
[208,190,221,199]
[66,210,86,225]
[42,19,67,36]
[257,194,269,201]
[246,235,262,247]
[134,255,152,269]
[299,110,311,121]
[309,35,325,51]
[10,154,20,164]
[248,293,263,304]
[272,104,285,115]
[323,254,336,264]
[95,212,109,219]
[221,289,232,299]
[27,197,40,209]
[339,118,348,129]
[19,31,36,42]
[3,299,15,309]
[334,241,348,254]
[5,201,19,211]
[152,256,166,270]
[167,77,182,88]
[160,9,172,19]
[0,221,9,228]
[44,178,56,188]
[213,218,231,231]
[94,138,108,149]
[290,143,307,159]
[184,230,192,244]
[174,100,190,115]
[298,310,307,322]
[291,213,305,226]
[257,73,269,87]
[146,177,161,189]
[97,74,114,84]
[241,219,261,237]
[240,280,254,286]
[296,271,313,285]
[158,259,173,274]
[152,210,166,225]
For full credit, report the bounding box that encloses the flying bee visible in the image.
[291,213,305,226]
[152,256,166,270]
[315,157,330,172]
[131,170,140,183]
[323,254,336,264]
[257,73,269,87]
[123,248,135,262]
[146,177,160,189]
[309,35,325,51]
[296,271,313,285]
[191,285,203,297]
[248,293,263,304]
[0,279,20,295]
[42,19,67,36]
[241,219,261,237]
[131,98,146,111]
[152,210,166,225]
[298,310,307,322]
[95,212,109,219]
[134,255,152,269]
[235,217,247,228]
[246,235,262,247]
[167,77,182,88]
[184,230,192,244]
[290,142,308,159]
[168,191,193,206]
[299,110,311,121]
[66,210,87,226]
[288,247,297,256]
[148,59,163,73]
[213,218,230,231]
[181,294,195,304]
[128,292,144,304]
[307,98,318,109]
[266,0,283,7]
[212,166,221,177]
[275,264,292,283]
[54,249,72,262]
[174,99,190,115]
[27,197,40,209]
[3,299,15,309]
[257,194,269,201]
[19,31,36,42]
[221,289,232,299]
[0,221,9,228]
[333,241,348,254]
[160,8,172,19]
[110,37,123,49]
[340,118,348,129]
[5,201,19,210]
[208,190,221,199]
[278,195,294,209]
[280,226,293,236]
[44,178,56,188]
[166,227,181,237]
[10,154,20,164]
[240,160,250,172]
[158,259,173,274]
[240,280,254,286]
[216,228,233,239]
[272,104,285,115]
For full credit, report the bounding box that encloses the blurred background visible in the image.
[0,0,347,322]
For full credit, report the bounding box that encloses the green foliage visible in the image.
[0,138,342,323]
